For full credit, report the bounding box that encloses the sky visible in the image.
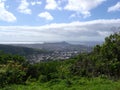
[0,0,120,44]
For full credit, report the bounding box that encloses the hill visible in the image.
[0,44,50,62]
[0,44,50,55]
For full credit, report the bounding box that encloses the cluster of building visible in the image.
[27,50,81,63]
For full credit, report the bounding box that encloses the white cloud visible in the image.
[108,2,120,12]
[18,0,31,14]
[0,1,16,22]
[64,0,106,18]
[36,1,42,5]
[31,0,42,6]
[70,12,81,18]
[45,0,61,10]
[70,14,76,18]
[0,19,120,43]
[31,2,36,6]
[38,12,53,20]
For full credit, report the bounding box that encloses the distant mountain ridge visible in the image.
[11,41,92,52]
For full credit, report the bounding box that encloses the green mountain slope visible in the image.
[0,44,49,56]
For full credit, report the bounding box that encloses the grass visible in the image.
[1,77,120,90]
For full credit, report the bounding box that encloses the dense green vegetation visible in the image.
[0,32,120,89]
[1,78,120,90]
[0,52,28,87]
[71,32,120,79]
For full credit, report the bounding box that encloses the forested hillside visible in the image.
[0,44,49,56]
[0,32,120,90]
[71,32,120,79]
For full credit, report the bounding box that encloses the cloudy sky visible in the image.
[0,0,120,43]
